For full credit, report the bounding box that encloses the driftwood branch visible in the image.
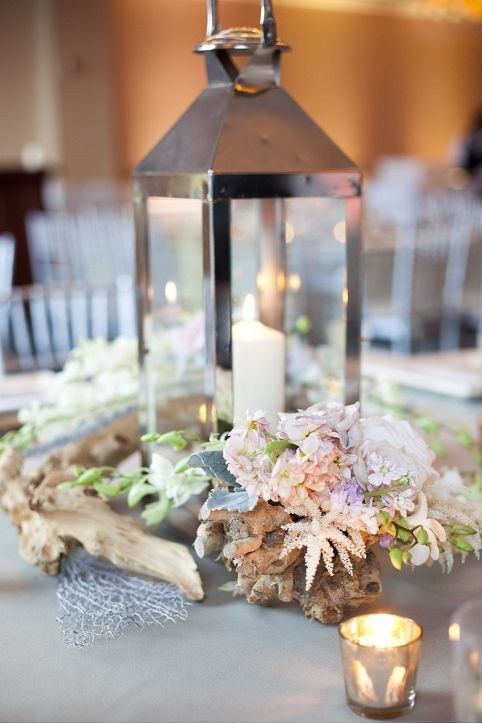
[195,499,381,623]
[0,416,203,601]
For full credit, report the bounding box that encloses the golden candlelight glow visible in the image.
[288,273,301,292]
[339,613,423,716]
[340,613,422,648]
[198,403,207,425]
[469,648,480,673]
[449,622,461,641]
[256,272,267,291]
[277,271,286,292]
[242,294,256,322]
[165,280,177,305]
[342,287,348,305]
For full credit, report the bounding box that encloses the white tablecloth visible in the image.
[1,491,481,723]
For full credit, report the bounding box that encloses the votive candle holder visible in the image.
[338,613,423,719]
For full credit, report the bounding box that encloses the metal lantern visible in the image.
[134,0,362,439]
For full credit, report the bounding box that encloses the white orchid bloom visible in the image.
[406,492,447,565]
[148,453,209,507]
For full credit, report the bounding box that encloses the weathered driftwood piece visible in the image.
[195,499,381,623]
[55,411,140,468]
[0,418,204,601]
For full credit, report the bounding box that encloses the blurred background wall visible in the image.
[1,0,481,177]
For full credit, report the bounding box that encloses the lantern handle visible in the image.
[198,0,289,54]
[206,0,218,36]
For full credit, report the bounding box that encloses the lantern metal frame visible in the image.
[134,0,362,435]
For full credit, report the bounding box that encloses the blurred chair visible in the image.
[25,208,135,284]
[364,193,482,353]
[0,276,136,374]
[0,233,15,294]
[364,156,427,227]
[43,177,130,213]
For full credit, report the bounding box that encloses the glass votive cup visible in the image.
[338,613,423,720]
[449,595,482,723]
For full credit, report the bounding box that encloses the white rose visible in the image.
[356,415,439,491]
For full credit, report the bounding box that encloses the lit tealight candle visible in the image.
[164,280,178,305]
[162,280,182,325]
[232,294,285,428]
[338,613,423,719]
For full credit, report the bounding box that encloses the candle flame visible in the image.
[288,273,301,292]
[343,613,419,648]
[198,403,207,425]
[449,623,461,641]
[165,280,177,305]
[256,272,267,291]
[242,294,256,322]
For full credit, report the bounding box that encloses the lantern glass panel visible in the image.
[285,197,347,408]
[142,197,206,435]
[230,196,347,420]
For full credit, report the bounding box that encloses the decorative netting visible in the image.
[57,549,189,647]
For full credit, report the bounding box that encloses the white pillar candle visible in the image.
[232,294,285,428]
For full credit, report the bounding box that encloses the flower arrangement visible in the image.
[189,402,481,583]
[2,338,482,623]
[61,398,482,623]
[0,338,138,454]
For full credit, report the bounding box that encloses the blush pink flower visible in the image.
[223,432,270,498]
[264,450,306,505]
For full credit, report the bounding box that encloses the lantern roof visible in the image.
[135,1,358,178]
[134,83,356,177]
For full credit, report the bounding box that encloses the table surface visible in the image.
[1,377,482,723]
[1,490,482,723]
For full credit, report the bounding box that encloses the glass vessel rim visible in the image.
[450,593,482,623]
[338,613,423,649]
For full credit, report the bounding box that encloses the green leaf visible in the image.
[389,547,403,571]
[396,527,411,543]
[377,511,391,524]
[416,527,429,545]
[76,468,103,486]
[141,497,173,526]
[293,314,311,336]
[431,440,447,457]
[174,458,190,474]
[450,535,474,553]
[415,416,440,434]
[263,438,295,461]
[127,482,156,508]
[93,481,123,498]
[187,450,238,486]
[449,524,477,536]
[402,550,412,565]
[471,450,482,465]
[141,430,189,451]
[455,427,474,449]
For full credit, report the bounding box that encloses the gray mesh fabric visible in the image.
[57,549,189,647]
